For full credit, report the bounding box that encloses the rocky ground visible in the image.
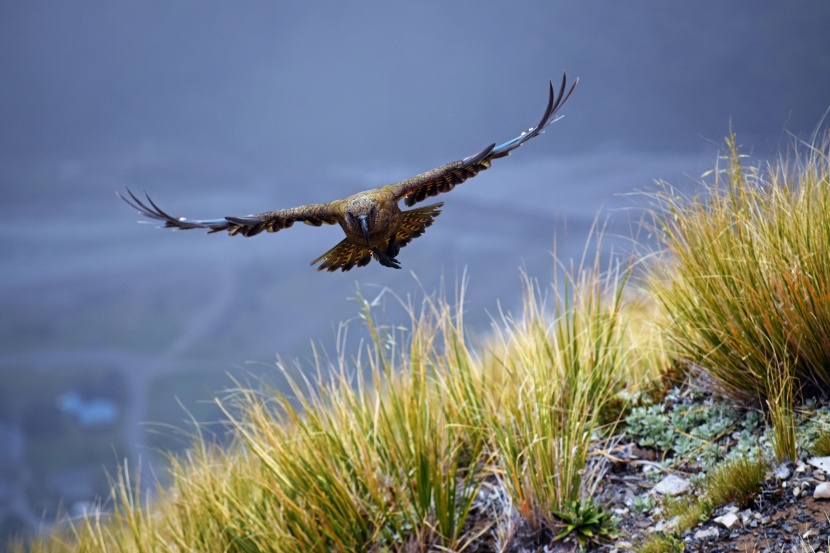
[595,448,830,552]
[460,375,830,553]
[592,378,830,552]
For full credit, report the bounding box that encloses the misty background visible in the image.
[1,0,829,539]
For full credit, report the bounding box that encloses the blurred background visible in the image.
[1,0,829,540]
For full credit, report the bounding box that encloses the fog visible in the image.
[1,0,829,537]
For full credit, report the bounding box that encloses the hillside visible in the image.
[15,134,830,552]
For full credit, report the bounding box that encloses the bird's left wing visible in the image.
[118,188,339,237]
[389,72,577,207]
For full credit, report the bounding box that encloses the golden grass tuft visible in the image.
[647,131,830,403]
[18,254,637,552]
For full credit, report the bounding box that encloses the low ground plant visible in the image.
[554,498,618,548]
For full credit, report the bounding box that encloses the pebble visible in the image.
[693,527,719,540]
[652,516,678,533]
[774,462,792,480]
[813,482,830,499]
[807,456,830,473]
[653,474,691,496]
[714,512,739,529]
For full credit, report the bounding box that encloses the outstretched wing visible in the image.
[389,72,577,207]
[118,187,339,238]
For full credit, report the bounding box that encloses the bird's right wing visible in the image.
[118,188,339,237]
[388,72,577,207]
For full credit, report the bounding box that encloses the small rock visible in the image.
[652,516,678,533]
[795,461,808,473]
[793,485,801,498]
[808,456,830,473]
[760,515,771,524]
[714,512,739,529]
[693,527,719,540]
[725,505,739,514]
[774,463,793,480]
[813,482,830,499]
[653,474,691,496]
[815,470,826,481]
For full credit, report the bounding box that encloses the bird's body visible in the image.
[120,73,577,272]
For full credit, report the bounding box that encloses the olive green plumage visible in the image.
[119,73,577,272]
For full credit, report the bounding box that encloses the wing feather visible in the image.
[118,188,339,238]
[392,202,444,247]
[310,239,372,272]
[390,72,577,207]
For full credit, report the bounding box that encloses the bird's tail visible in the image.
[393,202,444,246]
[311,239,373,272]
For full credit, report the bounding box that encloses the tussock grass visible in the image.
[485,262,630,530]
[20,130,830,551]
[635,532,683,553]
[704,454,769,508]
[647,132,830,403]
[660,494,709,536]
[809,431,830,457]
[766,357,798,463]
[20,256,634,552]
[652,454,768,543]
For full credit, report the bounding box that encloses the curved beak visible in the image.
[358,214,370,245]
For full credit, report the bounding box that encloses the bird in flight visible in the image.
[120,73,577,272]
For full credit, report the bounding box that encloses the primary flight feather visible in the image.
[120,72,577,272]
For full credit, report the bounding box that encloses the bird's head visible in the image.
[345,196,377,245]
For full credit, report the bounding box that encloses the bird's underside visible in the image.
[119,72,577,272]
